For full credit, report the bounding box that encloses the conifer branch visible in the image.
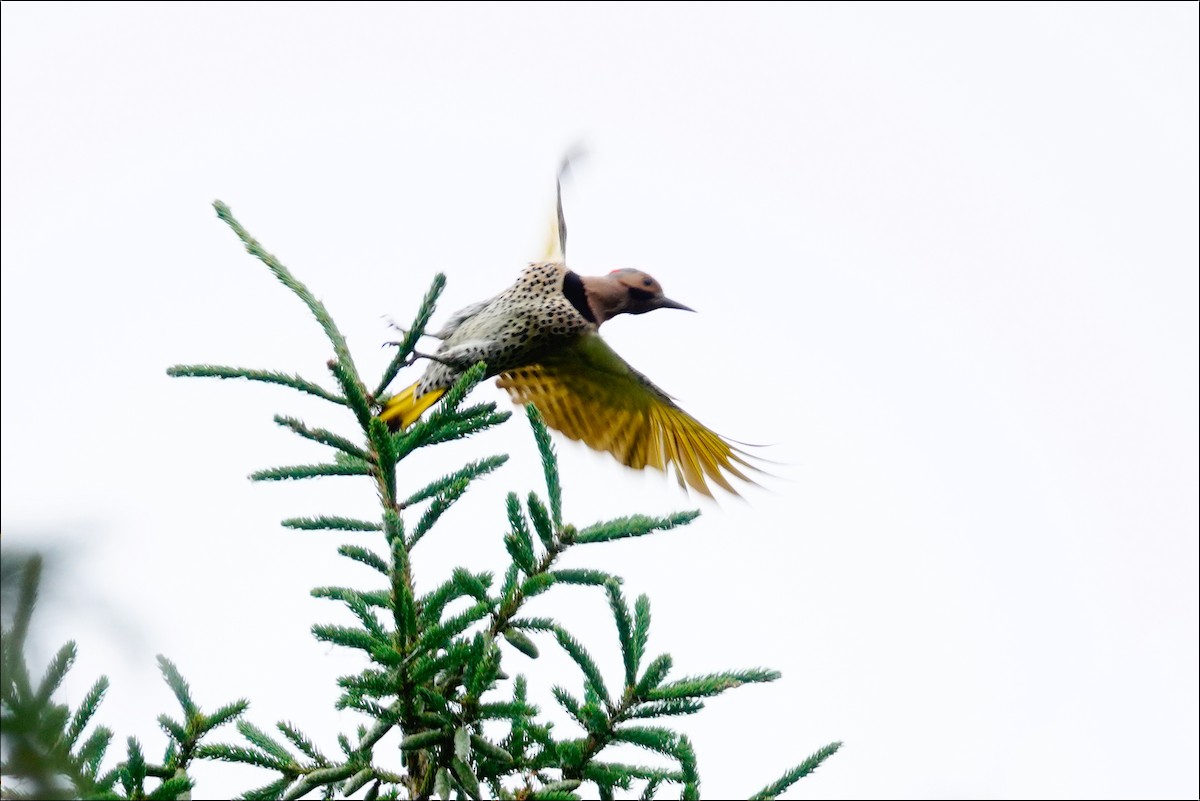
[276,721,327,765]
[574,511,700,544]
[66,677,110,748]
[313,586,391,614]
[606,582,639,690]
[550,568,619,587]
[120,737,146,799]
[250,462,372,481]
[646,668,781,701]
[33,641,76,707]
[329,358,374,431]
[274,414,371,462]
[337,544,390,576]
[242,775,297,800]
[376,273,447,398]
[283,516,383,532]
[213,201,360,380]
[749,741,844,800]
[166,364,348,405]
[525,405,563,528]
[401,455,508,508]
[406,477,470,550]
[280,764,358,800]
[678,736,700,800]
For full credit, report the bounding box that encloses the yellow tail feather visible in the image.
[379,382,447,430]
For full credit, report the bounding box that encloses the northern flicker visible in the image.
[380,163,756,496]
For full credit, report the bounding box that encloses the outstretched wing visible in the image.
[496,333,758,497]
[543,168,567,262]
[542,146,585,262]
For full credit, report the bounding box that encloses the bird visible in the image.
[379,160,757,496]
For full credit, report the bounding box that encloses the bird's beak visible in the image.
[657,296,696,312]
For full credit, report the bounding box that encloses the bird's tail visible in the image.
[380,382,447,431]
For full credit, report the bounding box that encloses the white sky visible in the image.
[2,3,1197,799]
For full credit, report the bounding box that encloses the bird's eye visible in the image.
[643,278,653,287]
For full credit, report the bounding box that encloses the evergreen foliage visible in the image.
[0,203,840,799]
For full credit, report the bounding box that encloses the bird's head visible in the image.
[582,268,694,324]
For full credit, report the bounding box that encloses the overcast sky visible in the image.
[2,3,1197,799]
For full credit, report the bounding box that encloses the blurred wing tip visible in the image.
[558,142,588,180]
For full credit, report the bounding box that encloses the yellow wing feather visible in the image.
[495,335,757,497]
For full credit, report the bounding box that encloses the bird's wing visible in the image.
[496,333,758,497]
[429,297,496,339]
[543,168,567,261]
[543,147,584,262]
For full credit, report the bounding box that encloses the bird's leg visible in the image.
[412,341,493,370]
[378,341,440,368]
[380,339,468,370]
[401,349,474,369]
